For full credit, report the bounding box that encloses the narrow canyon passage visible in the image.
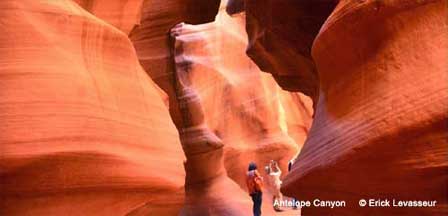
[129,1,313,214]
[0,0,446,216]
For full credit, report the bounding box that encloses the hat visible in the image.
[248,162,257,171]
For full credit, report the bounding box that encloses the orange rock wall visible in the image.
[172,10,313,189]
[0,1,184,215]
[2,0,440,215]
[131,1,314,214]
[243,0,448,215]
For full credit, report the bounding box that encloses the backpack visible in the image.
[246,170,263,194]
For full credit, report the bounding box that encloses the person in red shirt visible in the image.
[246,162,263,216]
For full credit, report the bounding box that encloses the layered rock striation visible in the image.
[244,0,448,215]
[131,1,314,214]
[0,1,185,215]
[171,10,313,189]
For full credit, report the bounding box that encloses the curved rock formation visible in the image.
[132,1,314,214]
[0,1,185,215]
[130,0,220,128]
[172,51,253,215]
[73,0,144,34]
[4,0,441,215]
[171,11,313,189]
[244,0,338,104]
[130,1,254,215]
[245,0,448,215]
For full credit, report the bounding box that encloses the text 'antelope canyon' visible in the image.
[1,0,446,215]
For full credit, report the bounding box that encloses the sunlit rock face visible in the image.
[172,10,313,189]
[130,0,221,128]
[245,0,448,215]
[130,1,251,215]
[0,1,185,215]
[172,9,313,215]
[131,0,313,214]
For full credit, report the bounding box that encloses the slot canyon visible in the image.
[0,0,446,215]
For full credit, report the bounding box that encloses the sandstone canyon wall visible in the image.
[244,0,448,215]
[0,1,185,215]
[1,0,314,215]
[131,1,313,215]
[171,11,313,189]
[245,0,338,105]
[1,0,443,215]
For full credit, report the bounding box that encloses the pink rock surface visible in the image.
[0,1,185,215]
[130,0,221,128]
[130,1,254,215]
[131,1,313,214]
[171,10,313,189]
[3,0,442,215]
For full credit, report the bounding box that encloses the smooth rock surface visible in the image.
[171,11,313,189]
[131,1,313,214]
[0,1,185,215]
[243,0,448,215]
[130,0,221,128]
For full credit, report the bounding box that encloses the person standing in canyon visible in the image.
[268,160,283,211]
[246,162,263,216]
